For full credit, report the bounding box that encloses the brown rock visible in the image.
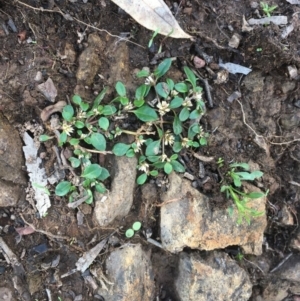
[0,180,22,207]
[93,155,137,226]
[76,33,104,86]
[98,244,155,301]
[175,251,252,301]
[160,172,267,254]
[0,112,26,186]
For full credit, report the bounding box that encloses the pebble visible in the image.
[10,214,15,220]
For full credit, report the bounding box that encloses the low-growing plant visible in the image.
[40,58,209,203]
[220,162,267,225]
[260,2,277,17]
[125,221,142,238]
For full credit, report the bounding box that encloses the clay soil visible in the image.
[0,0,300,300]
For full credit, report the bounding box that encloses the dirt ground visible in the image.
[0,0,300,300]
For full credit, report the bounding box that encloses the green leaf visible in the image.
[183,66,197,90]
[137,173,147,185]
[135,84,147,100]
[173,116,182,135]
[92,88,108,110]
[179,107,190,121]
[97,167,110,181]
[55,181,72,196]
[154,58,172,78]
[166,78,174,90]
[91,133,106,151]
[39,134,52,142]
[116,81,126,97]
[120,96,129,106]
[189,109,201,120]
[133,99,144,107]
[175,82,188,93]
[75,121,85,129]
[251,170,264,179]
[132,221,142,231]
[62,105,74,121]
[84,189,93,205]
[136,69,150,78]
[134,105,158,122]
[80,102,89,111]
[170,154,178,160]
[126,149,135,158]
[69,157,81,168]
[145,140,161,156]
[247,192,265,199]
[150,170,158,176]
[125,228,134,238]
[173,141,182,153]
[155,82,170,98]
[98,117,109,131]
[232,174,242,187]
[72,95,82,105]
[164,162,173,174]
[101,105,117,116]
[69,138,79,146]
[229,163,250,170]
[170,97,183,109]
[95,183,106,193]
[82,164,102,179]
[199,137,207,146]
[32,183,50,195]
[171,160,185,172]
[113,143,131,156]
[147,155,160,163]
[59,132,67,144]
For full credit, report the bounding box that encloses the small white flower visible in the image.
[77,110,86,119]
[157,101,170,116]
[181,137,190,148]
[182,97,193,107]
[123,102,134,111]
[136,136,146,148]
[61,121,74,136]
[139,162,149,174]
[145,75,156,86]
[164,130,175,146]
[171,90,179,97]
[193,91,203,100]
[161,153,168,162]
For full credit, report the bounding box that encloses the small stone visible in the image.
[281,81,296,94]
[34,71,43,82]
[228,33,242,48]
[10,214,15,220]
[193,56,205,68]
[279,205,294,225]
[183,7,192,15]
[288,66,298,79]
[280,113,300,130]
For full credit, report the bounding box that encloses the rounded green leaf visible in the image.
[72,95,82,105]
[113,143,131,156]
[82,164,102,179]
[154,58,172,79]
[69,157,81,168]
[171,160,185,172]
[39,134,52,142]
[170,97,183,109]
[175,82,188,93]
[172,141,182,153]
[120,96,129,106]
[166,78,174,90]
[132,221,142,231]
[75,121,85,129]
[155,82,170,98]
[125,229,134,238]
[134,99,144,107]
[116,81,126,97]
[173,117,182,135]
[137,69,150,78]
[95,183,106,193]
[137,173,147,185]
[133,105,158,122]
[164,162,173,174]
[85,189,93,205]
[199,137,207,146]
[145,140,161,156]
[135,84,147,100]
[179,107,190,121]
[101,105,117,116]
[80,102,89,111]
[91,133,106,151]
[150,170,158,176]
[59,132,67,144]
[55,181,72,196]
[183,66,197,89]
[126,149,136,158]
[62,105,74,121]
[69,138,80,145]
[189,109,201,120]
[97,167,110,181]
[98,117,109,131]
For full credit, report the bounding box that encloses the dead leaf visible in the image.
[37,77,57,102]
[15,226,35,236]
[110,0,192,39]
[40,101,67,122]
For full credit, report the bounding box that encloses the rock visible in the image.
[175,251,252,301]
[290,228,300,251]
[160,173,267,254]
[280,112,300,130]
[37,77,57,102]
[0,112,26,206]
[243,71,265,92]
[76,33,104,86]
[93,155,137,226]
[281,81,296,94]
[279,204,294,225]
[273,254,300,282]
[0,287,15,301]
[98,244,155,301]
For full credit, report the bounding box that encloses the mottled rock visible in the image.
[76,33,104,86]
[93,155,137,226]
[281,81,296,94]
[259,278,292,301]
[175,251,252,301]
[98,244,154,301]
[0,287,15,301]
[273,254,300,282]
[280,112,300,130]
[0,180,22,207]
[243,71,265,92]
[160,173,267,254]
[290,228,300,251]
